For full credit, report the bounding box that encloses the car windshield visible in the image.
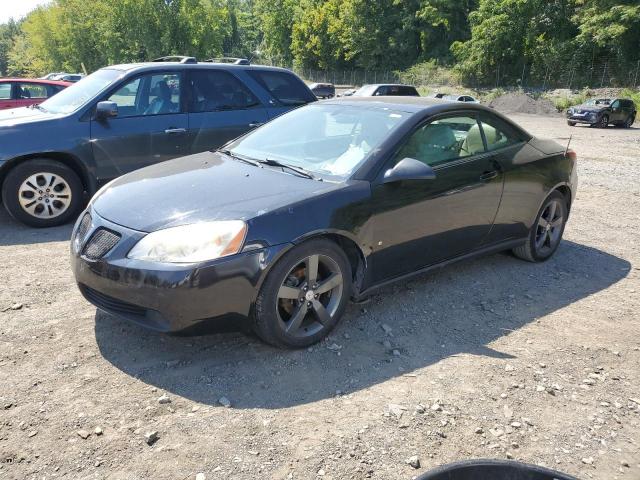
[39,68,122,114]
[585,98,611,106]
[227,104,410,178]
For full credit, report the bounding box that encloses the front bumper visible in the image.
[566,112,598,124]
[70,208,288,332]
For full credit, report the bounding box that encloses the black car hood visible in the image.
[572,105,608,113]
[92,151,342,232]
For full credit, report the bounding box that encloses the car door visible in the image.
[369,113,504,282]
[0,82,15,110]
[245,70,317,119]
[90,71,189,180]
[186,69,269,153]
[609,100,625,123]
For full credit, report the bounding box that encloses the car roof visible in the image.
[0,78,72,86]
[102,62,297,74]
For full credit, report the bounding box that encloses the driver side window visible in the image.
[107,73,181,118]
[395,115,485,167]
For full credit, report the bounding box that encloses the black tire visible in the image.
[567,121,576,127]
[597,114,609,128]
[512,191,568,263]
[1,158,84,228]
[624,115,635,128]
[253,238,352,349]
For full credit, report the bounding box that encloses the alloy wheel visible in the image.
[598,115,609,128]
[276,254,344,338]
[534,199,564,256]
[18,172,72,219]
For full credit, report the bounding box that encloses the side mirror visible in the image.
[383,158,436,183]
[96,101,118,120]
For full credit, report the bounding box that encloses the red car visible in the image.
[0,78,72,110]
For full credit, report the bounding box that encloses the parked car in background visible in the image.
[55,73,85,83]
[308,82,335,99]
[0,60,316,227]
[353,84,420,97]
[444,94,480,103]
[566,98,636,128]
[339,88,357,97]
[0,78,71,110]
[70,97,577,348]
[40,72,66,80]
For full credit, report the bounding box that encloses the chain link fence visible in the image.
[261,57,640,91]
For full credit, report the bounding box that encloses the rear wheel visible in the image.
[253,238,352,348]
[1,159,83,227]
[512,191,567,263]
[624,115,635,128]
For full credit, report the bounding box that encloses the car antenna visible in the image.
[564,134,573,157]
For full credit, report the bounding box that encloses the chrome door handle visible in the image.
[248,122,264,128]
[164,128,186,134]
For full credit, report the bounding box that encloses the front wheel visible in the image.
[567,121,576,127]
[1,159,84,227]
[596,114,609,128]
[253,238,352,348]
[512,191,568,263]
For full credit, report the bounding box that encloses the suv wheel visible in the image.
[624,115,635,128]
[597,114,609,128]
[567,121,576,127]
[2,159,84,228]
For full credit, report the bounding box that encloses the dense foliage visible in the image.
[0,0,638,87]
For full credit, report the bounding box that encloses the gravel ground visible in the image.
[1,115,639,480]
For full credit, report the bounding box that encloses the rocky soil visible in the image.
[1,115,639,480]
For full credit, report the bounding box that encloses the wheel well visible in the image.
[0,153,92,196]
[555,185,572,213]
[311,233,367,293]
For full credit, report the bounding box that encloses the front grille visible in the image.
[76,213,91,241]
[82,228,121,260]
[80,285,146,317]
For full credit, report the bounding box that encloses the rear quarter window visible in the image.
[248,70,315,106]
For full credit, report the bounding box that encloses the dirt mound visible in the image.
[489,92,559,115]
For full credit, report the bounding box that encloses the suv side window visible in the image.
[479,112,524,152]
[248,70,315,106]
[395,115,484,167]
[188,70,260,112]
[610,99,621,109]
[107,73,181,118]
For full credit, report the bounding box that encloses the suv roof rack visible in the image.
[205,57,250,65]
[151,56,198,64]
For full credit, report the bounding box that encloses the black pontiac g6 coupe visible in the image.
[71,97,577,348]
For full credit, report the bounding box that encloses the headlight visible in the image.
[127,221,247,263]
[567,108,574,114]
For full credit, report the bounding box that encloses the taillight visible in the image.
[565,148,577,162]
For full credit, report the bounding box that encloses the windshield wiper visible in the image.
[259,158,317,180]
[218,149,261,167]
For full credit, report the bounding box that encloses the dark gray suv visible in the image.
[0,61,316,227]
